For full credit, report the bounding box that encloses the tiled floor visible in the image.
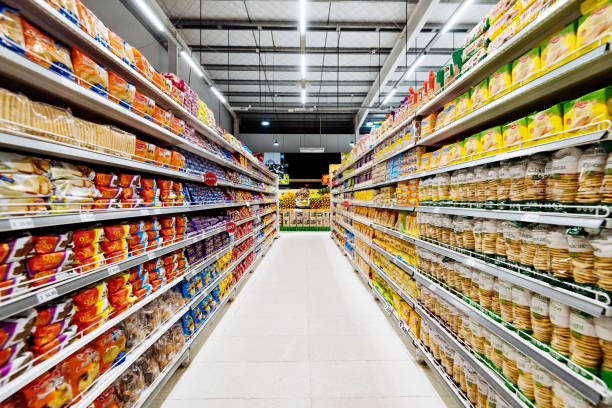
[151,232,458,408]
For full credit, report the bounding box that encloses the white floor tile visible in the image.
[311,396,449,408]
[160,398,311,408]
[309,334,413,361]
[193,335,309,362]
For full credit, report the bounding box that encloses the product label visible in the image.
[533,365,552,387]
[498,281,513,301]
[567,235,593,255]
[549,300,570,327]
[578,153,606,173]
[512,286,532,306]
[531,293,549,317]
[552,155,579,175]
[570,311,597,337]
[547,230,569,250]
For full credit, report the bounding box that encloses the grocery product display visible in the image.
[279,189,330,231]
[331,1,612,408]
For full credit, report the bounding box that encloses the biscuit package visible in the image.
[502,117,528,149]
[471,78,489,108]
[0,4,25,55]
[541,22,577,70]
[512,47,540,84]
[527,103,564,144]
[489,64,511,98]
[577,1,612,47]
[22,19,74,81]
[563,86,611,135]
[72,47,108,97]
[107,71,135,109]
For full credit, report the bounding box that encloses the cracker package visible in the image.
[450,141,465,163]
[464,133,482,157]
[563,86,611,135]
[576,145,607,204]
[541,22,577,70]
[577,1,612,47]
[45,0,79,25]
[0,4,25,55]
[489,64,511,98]
[108,71,135,109]
[527,103,563,144]
[512,47,540,84]
[419,152,431,171]
[441,100,456,128]
[462,33,487,63]
[133,48,154,81]
[480,126,503,154]
[421,112,437,136]
[132,91,155,119]
[502,117,528,149]
[439,144,452,168]
[464,16,491,48]
[455,91,472,118]
[550,147,582,204]
[72,47,108,96]
[22,19,74,80]
[108,30,126,61]
[430,149,441,170]
[471,78,489,108]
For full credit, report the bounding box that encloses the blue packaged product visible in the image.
[0,4,25,55]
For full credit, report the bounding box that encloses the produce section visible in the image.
[279,188,330,231]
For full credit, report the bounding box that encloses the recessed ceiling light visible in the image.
[261,120,270,126]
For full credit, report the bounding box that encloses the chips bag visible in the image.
[0,4,25,55]
[22,19,74,80]
[108,71,135,108]
[72,47,108,96]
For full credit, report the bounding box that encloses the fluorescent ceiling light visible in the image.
[403,54,425,80]
[300,0,306,35]
[301,54,307,79]
[261,120,270,126]
[180,50,203,77]
[301,88,306,104]
[366,121,373,126]
[300,147,325,153]
[273,139,279,146]
[211,86,226,103]
[441,0,474,34]
[382,88,396,105]
[134,0,165,33]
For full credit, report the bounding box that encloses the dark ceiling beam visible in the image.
[174,20,474,33]
[205,64,439,72]
[190,45,454,55]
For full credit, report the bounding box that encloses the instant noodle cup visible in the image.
[512,47,541,85]
[22,19,74,81]
[72,47,108,96]
[489,64,512,98]
[0,4,25,55]
[481,127,503,155]
[502,118,528,150]
[541,22,577,71]
[464,133,482,158]
[132,91,155,119]
[472,78,489,108]
[577,1,612,48]
[564,86,611,135]
[107,71,135,109]
[527,103,564,145]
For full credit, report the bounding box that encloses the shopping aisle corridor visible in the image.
[153,232,456,408]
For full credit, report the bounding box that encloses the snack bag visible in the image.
[502,117,528,149]
[512,47,540,84]
[108,71,135,109]
[541,22,577,70]
[421,112,437,136]
[108,30,125,61]
[455,91,472,118]
[439,144,452,167]
[133,47,154,81]
[22,19,74,80]
[489,64,512,98]
[22,368,72,408]
[419,152,431,171]
[123,42,136,68]
[45,0,79,25]
[430,149,441,170]
[450,141,465,163]
[153,106,170,128]
[441,100,456,128]
[481,127,503,154]
[527,103,564,145]
[90,13,109,48]
[471,78,489,108]
[464,16,490,48]
[563,87,611,135]
[59,347,100,396]
[577,1,612,47]
[76,0,95,37]
[132,91,155,119]
[464,133,482,158]
[72,47,108,96]
[0,4,25,55]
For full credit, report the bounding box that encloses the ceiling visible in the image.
[157,0,495,134]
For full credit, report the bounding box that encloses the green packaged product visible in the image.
[464,16,491,47]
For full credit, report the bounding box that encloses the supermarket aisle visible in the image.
[153,232,454,408]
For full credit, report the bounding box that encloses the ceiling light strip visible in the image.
[211,86,226,103]
[134,0,165,33]
[180,50,204,77]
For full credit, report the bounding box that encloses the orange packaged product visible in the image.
[90,14,109,49]
[132,91,155,119]
[73,253,104,273]
[132,47,154,80]
[100,239,127,254]
[153,106,170,128]
[123,42,136,69]
[73,282,107,308]
[22,19,74,81]
[133,140,147,162]
[72,47,108,97]
[107,71,135,108]
[45,0,79,25]
[73,244,99,261]
[171,85,184,105]
[108,285,132,307]
[152,70,165,90]
[96,186,121,199]
[144,143,156,164]
[93,385,120,408]
[73,299,107,323]
[170,151,185,170]
[59,347,100,398]
[22,368,72,408]
[106,249,128,264]
[94,328,126,374]
[103,225,128,241]
[108,31,125,61]
[76,0,95,37]
[106,273,128,293]
[154,146,171,166]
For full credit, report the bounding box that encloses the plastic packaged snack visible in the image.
[464,133,482,157]
[108,30,126,61]
[591,229,612,291]
[547,226,573,279]
[549,147,581,204]
[567,228,597,285]
[575,145,606,204]
[72,47,108,96]
[527,103,564,144]
[58,346,100,396]
[550,299,571,356]
[132,91,155,119]
[108,71,135,109]
[569,309,602,373]
[94,328,126,373]
[0,4,25,55]
[577,1,612,47]
[22,19,74,80]
[22,368,72,408]
[563,86,611,135]
[512,47,540,84]
[471,78,489,108]
[133,47,154,81]
[464,16,490,48]
[541,22,577,70]
[114,364,144,407]
[489,64,511,98]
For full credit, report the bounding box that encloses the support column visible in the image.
[168,40,179,75]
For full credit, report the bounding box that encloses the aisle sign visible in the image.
[204,171,218,186]
[225,221,236,234]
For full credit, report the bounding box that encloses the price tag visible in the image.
[203,171,218,186]
[9,218,34,230]
[36,287,58,303]
[399,321,410,336]
[80,213,95,222]
[107,265,120,275]
[521,213,540,223]
[465,258,478,267]
[384,303,394,315]
[147,252,157,260]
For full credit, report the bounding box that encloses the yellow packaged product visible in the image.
[471,78,489,109]
[409,310,421,337]
[440,144,452,167]
[421,112,438,136]
[502,117,528,149]
[464,133,482,158]
[450,141,465,163]
[577,1,612,47]
[419,152,431,171]
[563,86,611,135]
[487,9,508,42]
[455,91,472,118]
[430,149,441,169]
[481,127,503,155]
[527,103,564,145]
[512,47,541,85]
[489,0,511,24]
[541,22,577,71]
[489,64,512,98]
[441,101,456,128]
[520,0,547,28]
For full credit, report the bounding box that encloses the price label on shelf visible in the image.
[399,321,410,336]
[384,303,394,315]
[36,287,58,303]
[79,213,95,222]
[203,171,218,186]
[9,218,34,230]
[107,265,120,276]
[521,213,540,223]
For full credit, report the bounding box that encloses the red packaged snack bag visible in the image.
[142,258,160,272]
[73,228,103,248]
[59,346,100,397]
[106,273,128,293]
[105,249,128,264]
[145,230,158,242]
[31,320,68,347]
[132,47,154,80]
[94,172,118,187]
[176,216,187,227]
[134,139,147,162]
[108,71,135,108]
[100,239,127,255]
[74,310,106,334]
[29,269,60,287]
[73,243,99,261]
[95,186,121,199]
[103,225,128,241]
[132,91,155,119]
[32,232,72,254]
[144,219,160,231]
[0,262,25,282]
[94,329,126,374]
[140,177,156,189]
[93,385,120,408]
[118,173,140,188]
[129,243,145,256]
[22,368,72,408]
[119,188,133,199]
[73,253,104,273]
[175,226,186,235]
[156,179,173,190]
[25,250,74,274]
[171,85,184,105]
[146,238,160,251]
[92,198,116,210]
[160,227,175,237]
[22,19,74,81]
[160,217,175,228]
[160,190,176,201]
[127,220,145,234]
[139,188,158,202]
[126,232,146,247]
[73,282,107,308]
[153,106,169,128]
[108,284,131,307]
[72,47,108,97]
[35,299,73,328]
[150,279,162,292]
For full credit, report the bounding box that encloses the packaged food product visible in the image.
[464,16,490,48]
[550,299,571,355]
[489,64,512,98]
[114,364,144,407]
[464,133,482,157]
[441,101,456,128]
[591,229,612,291]
[22,368,72,408]
[512,47,540,84]
[421,112,437,136]
[567,228,597,285]
[549,147,581,204]
[517,352,535,401]
[22,19,74,80]
[533,364,553,408]
[107,71,135,109]
[577,1,612,47]
[94,328,126,373]
[455,91,472,118]
[563,86,611,135]
[0,4,25,55]
[569,309,602,373]
[527,103,564,144]
[153,106,170,128]
[462,33,487,63]
[523,154,548,207]
[481,127,503,154]
[575,145,606,204]
[547,226,572,279]
[73,282,107,308]
[541,22,577,70]
[502,117,528,149]
[58,346,100,396]
[471,78,489,108]
[72,47,108,96]
[132,91,155,119]
[133,47,154,80]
